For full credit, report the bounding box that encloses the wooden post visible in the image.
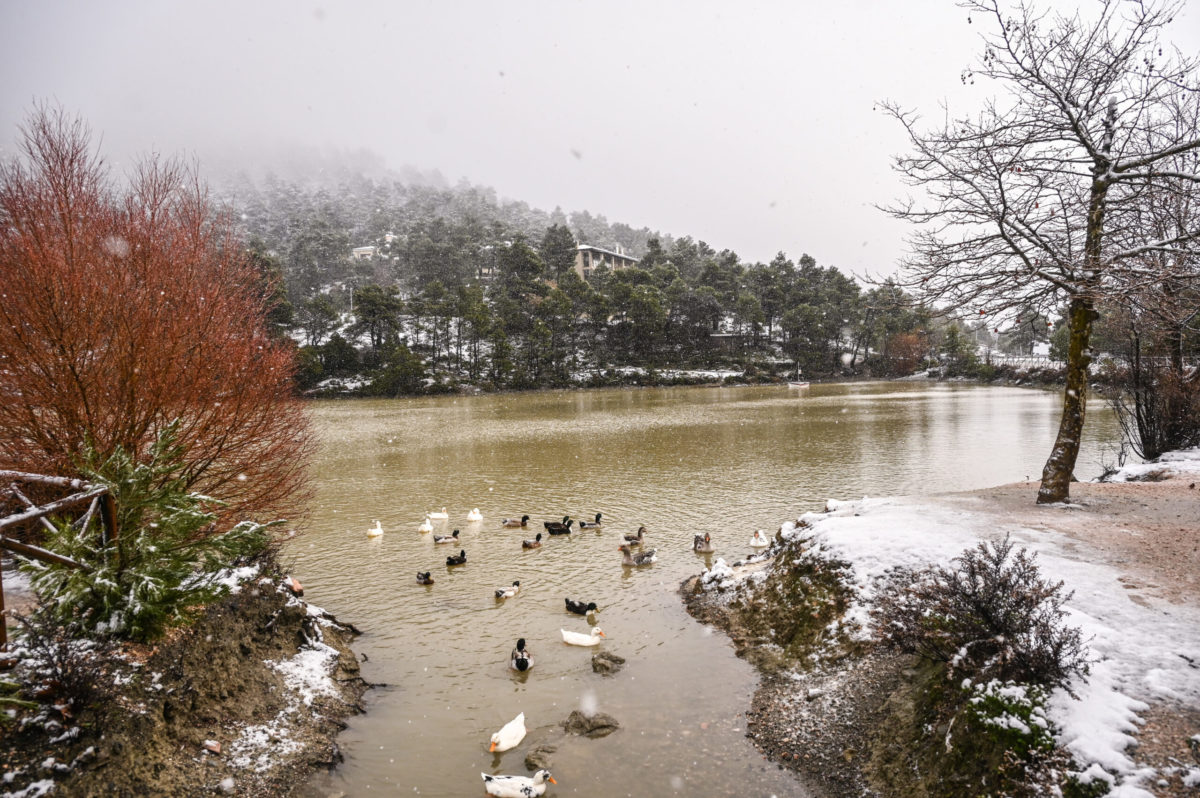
[1,564,6,651]
[100,493,119,571]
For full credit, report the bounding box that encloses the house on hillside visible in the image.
[351,245,378,261]
[575,244,639,280]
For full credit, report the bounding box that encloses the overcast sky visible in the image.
[3,1,1198,275]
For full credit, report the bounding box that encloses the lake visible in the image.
[290,382,1122,797]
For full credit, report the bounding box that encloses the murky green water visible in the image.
[290,382,1120,797]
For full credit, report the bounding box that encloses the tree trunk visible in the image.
[1037,297,1098,503]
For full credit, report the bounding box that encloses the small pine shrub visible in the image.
[20,423,274,642]
[10,611,115,717]
[874,536,1089,688]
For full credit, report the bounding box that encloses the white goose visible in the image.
[561,627,605,646]
[749,529,771,548]
[418,515,434,533]
[367,520,383,537]
[467,507,483,522]
[488,711,526,752]
[481,770,556,797]
[428,507,449,520]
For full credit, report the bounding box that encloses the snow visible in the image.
[784,447,1200,793]
[266,642,340,707]
[1104,447,1200,482]
[0,779,55,798]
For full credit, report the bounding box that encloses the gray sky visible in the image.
[3,1,1198,274]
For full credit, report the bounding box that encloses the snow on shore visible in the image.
[781,449,1200,795]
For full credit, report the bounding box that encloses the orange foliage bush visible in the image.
[0,107,311,528]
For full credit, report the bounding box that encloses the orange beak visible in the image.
[548,776,557,784]
[598,630,606,637]
[489,742,497,752]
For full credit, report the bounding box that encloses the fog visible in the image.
[3,0,1198,272]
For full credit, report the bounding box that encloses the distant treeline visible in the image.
[221,174,1056,395]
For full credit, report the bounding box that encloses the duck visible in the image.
[578,512,602,529]
[481,770,556,797]
[433,529,460,544]
[510,638,533,672]
[561,627,605,646]
[367,520,383,537]
[623,526,647,545]
[495,580,520,599]
[543,515,572,533]
[619,543,657,566]
[467,508,483,522]
[545,518,574,536]
[446,549,467,566]
[416,571,434,585]
[418,515,434,533]
[521,533,543,549]
[502,515,530,528]
[564,598,598,616]
[749,529,771,548]
[693,533,715,553]
[488,711,526,753]
[428,507,449,520]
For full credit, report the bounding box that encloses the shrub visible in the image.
[10,611,115,719]
[874,536,1089,688]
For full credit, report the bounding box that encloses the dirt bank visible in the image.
[682,472,1200,797]
[1,569,369,798]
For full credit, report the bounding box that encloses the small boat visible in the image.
[788,381,811,389]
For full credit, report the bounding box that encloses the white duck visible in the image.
[749,529,771,548]
[481,770,556,797]
[367,520,383,538]
[561,627,605,646]
[418,515,434,533]
[428,507,449,520]
[495,580,520,599]
[467,507,483,522]
[433,529,460,544]
[488,711,526,752]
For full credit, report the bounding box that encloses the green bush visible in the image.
[21,424,274,642]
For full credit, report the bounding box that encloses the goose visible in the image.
[416,571,434,585]
[481,770,556,797]
[521,533,543,549]
[467,508,483,522]
[502,515,530,529]
[495,580,520,599]
[433,529,460,544]
[619,543,657,566]
[578,513,602,529]
[564,598,598,616]
[749,529,771,548]
[488,711,526,753]
[693,533,716,553]
[561,627,605,646]
[623,526,647,545]
[428,507,449,520]
[545,518,574,536]
[446,549,467,566]
[418,515,434,533]
[510,638,533,672]
[543,515,572,533]
[367,520,383,537]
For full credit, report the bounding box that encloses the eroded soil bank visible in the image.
[1,571,369,797]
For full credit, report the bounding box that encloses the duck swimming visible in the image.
[623,526,647,545]
[578,513,602,529]
[619,543,657,566]
[418,515,434,533]
[693,533,715,553]
[428,507,449,520]
[560,627,605,646]
[433,529,460,544]
[416,571,434,585]
[749,529,771,548]
[509,638,533,672]
[367,520,383,537]
[467,508,483,522]
[488,711,526,752]
[446,549,467,566]
[564,598,598,616]
[502,515,530,528]
[481,770,556,798]
[521,533,543,549]
[495,580,520,599]
[543,515,572,533]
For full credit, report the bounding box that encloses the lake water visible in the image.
[290,382,1122,797]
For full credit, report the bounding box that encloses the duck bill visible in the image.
[548,776,557,784]
[489,741,497,752]
[598,630,606,637]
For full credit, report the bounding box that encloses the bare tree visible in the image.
[882,0,1200,503]
[0,107,313,528]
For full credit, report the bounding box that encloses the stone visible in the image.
[523,743,556,771]
[561,710,620,738]
[590,651,626,676]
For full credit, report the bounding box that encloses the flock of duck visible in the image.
[363,508,774,796]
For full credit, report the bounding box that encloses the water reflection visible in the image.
[293,383,1120,797]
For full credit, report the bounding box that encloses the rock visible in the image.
[562,710,620,738]
[219,776,235,793]
[591,651,626,675]
[523,743,556,771]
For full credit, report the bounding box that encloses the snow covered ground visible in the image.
[776,448,1200,796]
